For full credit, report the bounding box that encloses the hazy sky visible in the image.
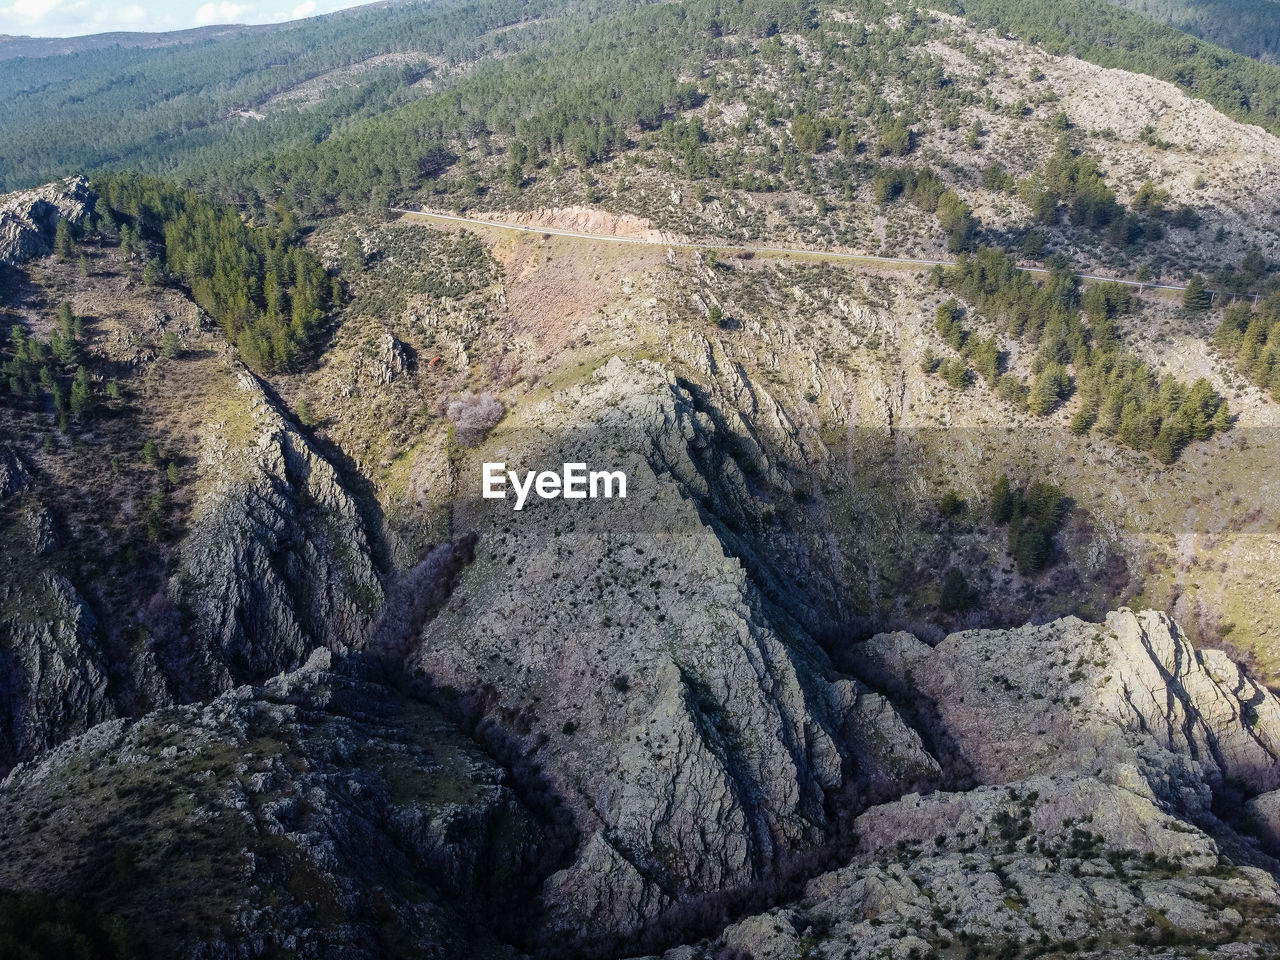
[0,0,370,37]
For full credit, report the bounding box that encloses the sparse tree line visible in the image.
[1215,293,1280,398]
[92,173,336,373]
[924,247,1230,463]
[4,302,104,433]
[934,475,1068,616]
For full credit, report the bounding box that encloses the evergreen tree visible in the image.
[1183,274,1212,310]
[70,366,93,420]
[939,568,977,613]
[161,331,181,359]
[54,219,74,259]
[989,475,1016,524]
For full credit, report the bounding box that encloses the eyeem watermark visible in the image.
[483,462,627,511]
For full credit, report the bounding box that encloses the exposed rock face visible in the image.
[710,776,1280,960]
[375,330,409,384]
[408,357,939,948]
[167,368,383,698]
[0,446,31,500]
[0,571,115,769]
[856,608,1280,807]
[0,649,544,960]
[641,611,1280,960]
[0,175,94,266]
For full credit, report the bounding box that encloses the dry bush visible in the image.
[446,390,504,445]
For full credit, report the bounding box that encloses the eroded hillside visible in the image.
[3,0,1280,957]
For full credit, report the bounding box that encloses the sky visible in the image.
[0,0,370,37]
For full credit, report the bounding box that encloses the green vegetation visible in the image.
[2,0,1280,204]
[0,892,136,959]
[941,248,1230,462]
[939,567,979,612]
[951,0,1280,136]
[1183,274,1212,310]
[94,173,333,372]
[3,303,97,430]
[990,476,1068,575]
[1101,0,1280,64]
[0,0,636,191]
[1215,292,1280,397]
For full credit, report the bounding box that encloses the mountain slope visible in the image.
[4,0,1280,956]
[1103,0,1280,64]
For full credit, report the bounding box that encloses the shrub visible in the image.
[940,568,977,613]
[446,390,505,444]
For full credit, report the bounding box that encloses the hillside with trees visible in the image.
[5,1,1280,959]
[1102,0,1280,63]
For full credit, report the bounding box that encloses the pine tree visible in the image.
[54,219,73,259]
[70,366,92,420]
[142,438,159,466]
[939,568,977,613]
[161,331,181,359]
[990,475,1016,524]
[1183,274,1212,310]
[1028,365,1066,415]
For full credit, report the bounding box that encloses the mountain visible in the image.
[4,0,1280,195]
[3,0,1280,957]
[1102,0,1280,64]
[0,23,283,61]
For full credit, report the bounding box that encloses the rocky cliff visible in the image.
[407,357,940,950]
[661,609,1280,960]
[165,368,384,698]
[0,570,115,767]
[0,648,544,960]
[0,175,94,266]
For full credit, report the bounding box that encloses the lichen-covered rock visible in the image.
[0,175,94,266]
[408,357,939,947]
[0,571,114,768]
[169,368,383,698]
[856,608,1280,809]
[0,649,542,960]
[687,610,1280,960]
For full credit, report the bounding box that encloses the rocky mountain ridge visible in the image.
[0,175,93,267]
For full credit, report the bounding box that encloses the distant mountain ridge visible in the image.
[1103,0,1280,63]
[0,2,398,60]
[0,25,265,61]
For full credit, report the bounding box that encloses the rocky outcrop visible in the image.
[637,611,1280,960]
[374,330,410,384]
[408,357,939,949]
[707,774,1280,960]
[0,649,544,960]
[167,368,383,698]
[856,608,1280,810]
[0,446,31,501]
[0,571,115,769]
[0,175,94,266]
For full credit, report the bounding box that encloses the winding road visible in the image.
[391,206,1226,297]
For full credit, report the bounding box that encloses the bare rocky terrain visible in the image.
[3,2,1280,958]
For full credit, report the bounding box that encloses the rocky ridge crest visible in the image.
[0,175,94,266]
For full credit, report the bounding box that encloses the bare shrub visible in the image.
[446,390,504,444]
